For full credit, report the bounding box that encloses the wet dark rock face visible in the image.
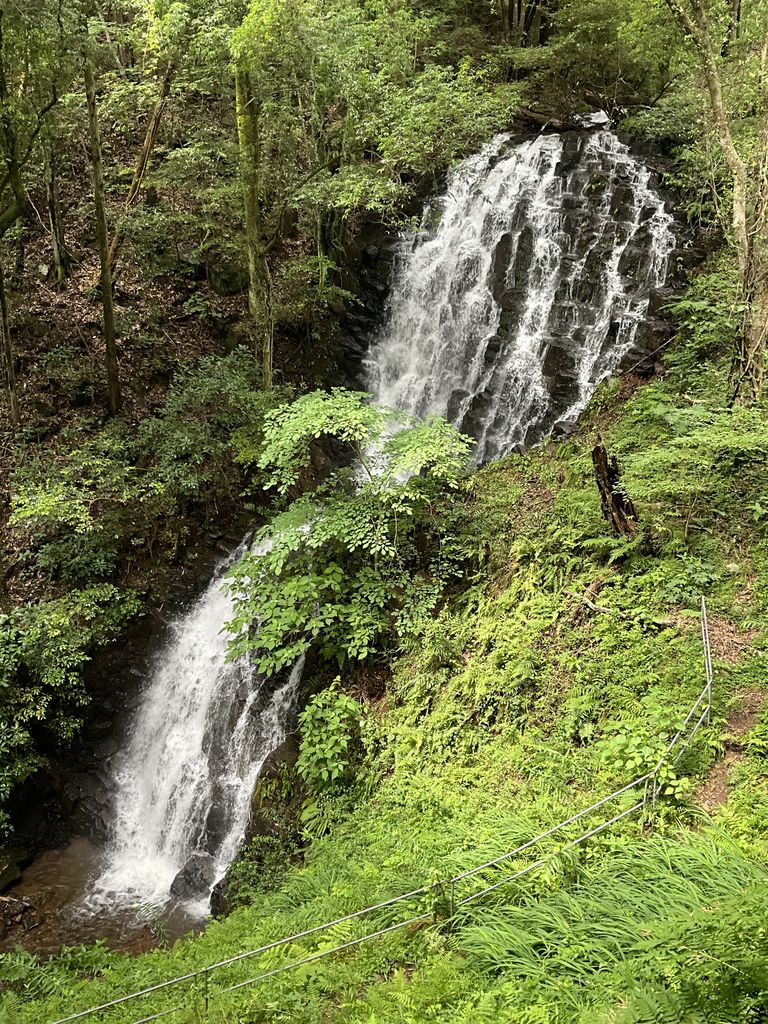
[209,733,302,919]
[333,230,401,388]
[0,847,25,890]
[170,853,216,900]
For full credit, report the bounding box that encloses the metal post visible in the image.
[204,968,209,1020]
[641,776,649,830]
[701,595,713,724]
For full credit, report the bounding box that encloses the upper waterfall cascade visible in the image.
[366,130,675,459]
[85,129,674,917]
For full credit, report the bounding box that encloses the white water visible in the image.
[366,131,675,458]
[86,129,674,918]
[86,547,303,914]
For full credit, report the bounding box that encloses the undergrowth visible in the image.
[6,253,768,1022]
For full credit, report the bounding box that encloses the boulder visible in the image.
[206,263,248,297]
[209,876,229,918]
[170,853,216,900]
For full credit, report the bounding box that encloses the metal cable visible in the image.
[50,882,434,1024]
[124,1010,179,1024]
[51,778,654,1024]
[456,800,644,906]
[51,601,715,1024]
[119,798,649,1020]
[451,770,653,882]
[672,707,710,767]
[216,912,432,997]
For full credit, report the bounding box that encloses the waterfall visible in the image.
[86,547,304,914]
[365,130,675,458]
[85,128,673,920]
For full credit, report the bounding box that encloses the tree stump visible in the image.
[592,438,638,538]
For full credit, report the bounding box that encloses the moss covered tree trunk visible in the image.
[235,68,273,391]
[0,259,19,427]
[84,48,122,417]
[665,0,766,406]
[44,135,71,288]
[734,243,768,404]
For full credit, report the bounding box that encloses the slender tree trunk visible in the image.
[83,48,122,416]
[235,68,273,390]
[10,220,24,289]
[113,6,135,69]
[526,1,543,47]
[44,137,71,287]
[666,0,764,404]
[499,0,510,39]
[722,0,741,56]
[666,2,748,259]
[106,64,175,276]
[510,0,524,45]
[732,245,768,403]
[0,260,19,428]
[0,14,26,240]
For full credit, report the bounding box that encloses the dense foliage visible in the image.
[0,348,278,826]
[2,2,768,1023]
[6,252,768,1022]
[226,390,472,673]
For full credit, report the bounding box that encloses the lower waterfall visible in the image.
[86,548,304,914]
[86,127,674,918]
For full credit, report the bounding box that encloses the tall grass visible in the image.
[453,834,768,1022]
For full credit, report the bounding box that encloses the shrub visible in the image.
[296,683,362,794]
[0,586,141,832]
[226,390,473,673]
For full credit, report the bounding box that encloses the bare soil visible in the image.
[695,687,766,812]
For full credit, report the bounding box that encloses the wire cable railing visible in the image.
[49,596,715,1024]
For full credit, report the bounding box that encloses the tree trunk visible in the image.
[722,0,741,56]
[499,0,510,39]
[0,260,19,427]
[10,220,24,289]
[0,12,27,241]
[44,137,71,287]
[107,64,175,276]
[732,263,768,404]
[83,49,122,416]
[510,0,524,46]
[592,440,638,538]
[665,0,764,404]
[526,1,543,47]
[731,37,768,404]
[235,68,273,390]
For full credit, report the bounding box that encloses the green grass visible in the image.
[6,254,768,1024]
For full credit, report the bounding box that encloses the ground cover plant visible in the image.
[6,250,768,1023]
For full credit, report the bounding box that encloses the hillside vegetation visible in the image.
[6,257,768,1022]
[2,1,768,1023]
